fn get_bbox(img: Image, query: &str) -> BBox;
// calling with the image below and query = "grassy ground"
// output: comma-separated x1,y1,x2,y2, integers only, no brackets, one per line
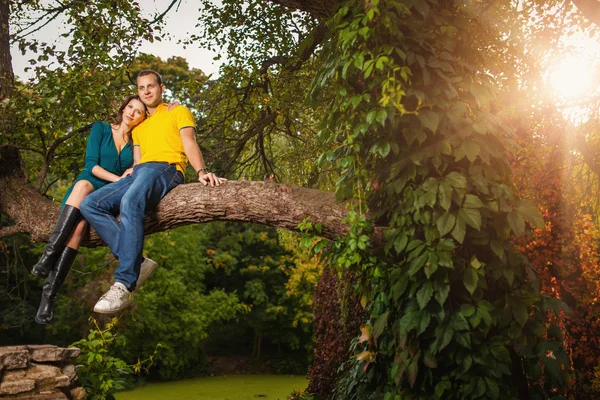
115,374,307,400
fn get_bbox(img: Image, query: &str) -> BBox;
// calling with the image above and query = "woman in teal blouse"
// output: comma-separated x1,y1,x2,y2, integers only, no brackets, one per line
32,94,146,324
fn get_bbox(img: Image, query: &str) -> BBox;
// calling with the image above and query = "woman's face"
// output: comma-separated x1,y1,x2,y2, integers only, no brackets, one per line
122,99,146,127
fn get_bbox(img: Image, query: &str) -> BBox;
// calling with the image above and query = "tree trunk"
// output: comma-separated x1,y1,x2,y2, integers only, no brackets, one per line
307,265,363,399
0,0,12,99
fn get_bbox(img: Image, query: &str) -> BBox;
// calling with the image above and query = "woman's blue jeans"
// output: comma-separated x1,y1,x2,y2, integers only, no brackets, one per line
80,162,183,291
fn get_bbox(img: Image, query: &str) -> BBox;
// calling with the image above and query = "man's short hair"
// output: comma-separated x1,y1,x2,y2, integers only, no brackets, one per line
137,69,162,86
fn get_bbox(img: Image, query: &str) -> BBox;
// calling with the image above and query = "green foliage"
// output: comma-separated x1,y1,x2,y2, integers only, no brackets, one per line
71,317,158,400
93,225,249,380
48,223,317,380
191,0,318,69
196,223,320,361
0,232,46,341
3,0,162,192
311,0,570,398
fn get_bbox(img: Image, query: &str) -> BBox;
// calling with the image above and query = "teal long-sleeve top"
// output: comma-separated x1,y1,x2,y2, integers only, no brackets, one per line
62,121,133,207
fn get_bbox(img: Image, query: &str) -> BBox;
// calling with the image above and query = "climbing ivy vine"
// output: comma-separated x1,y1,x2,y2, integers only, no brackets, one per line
313,1,570,399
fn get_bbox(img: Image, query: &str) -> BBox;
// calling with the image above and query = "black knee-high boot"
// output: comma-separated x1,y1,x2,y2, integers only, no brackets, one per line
35,247,78,325
31,205,80,278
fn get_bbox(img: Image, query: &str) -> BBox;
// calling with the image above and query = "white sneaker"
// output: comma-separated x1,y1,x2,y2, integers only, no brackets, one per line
93,283,131,314
136,257,158,291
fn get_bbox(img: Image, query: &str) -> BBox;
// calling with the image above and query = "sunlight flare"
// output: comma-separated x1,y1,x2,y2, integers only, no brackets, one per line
548,56,595,100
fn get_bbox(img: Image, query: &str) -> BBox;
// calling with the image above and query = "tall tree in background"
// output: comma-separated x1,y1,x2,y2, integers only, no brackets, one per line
0,0,12,98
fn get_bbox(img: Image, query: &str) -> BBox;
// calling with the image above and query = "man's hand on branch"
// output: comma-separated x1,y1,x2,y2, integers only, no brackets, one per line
198,171,227,187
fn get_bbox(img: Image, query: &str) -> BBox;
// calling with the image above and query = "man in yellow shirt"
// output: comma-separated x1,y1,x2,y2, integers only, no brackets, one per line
81,69,226,313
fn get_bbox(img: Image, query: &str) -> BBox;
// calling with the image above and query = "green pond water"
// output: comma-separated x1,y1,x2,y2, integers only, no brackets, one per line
115,375,307,400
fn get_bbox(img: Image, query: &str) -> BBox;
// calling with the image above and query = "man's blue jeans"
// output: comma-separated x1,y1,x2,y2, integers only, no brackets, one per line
80,162,183,291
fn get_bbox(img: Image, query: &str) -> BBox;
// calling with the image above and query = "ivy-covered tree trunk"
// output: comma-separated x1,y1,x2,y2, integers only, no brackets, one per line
309,1,570,399
307,265,363,398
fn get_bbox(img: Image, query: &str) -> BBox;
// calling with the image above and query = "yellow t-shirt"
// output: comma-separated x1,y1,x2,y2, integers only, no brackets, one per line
132,104,196,175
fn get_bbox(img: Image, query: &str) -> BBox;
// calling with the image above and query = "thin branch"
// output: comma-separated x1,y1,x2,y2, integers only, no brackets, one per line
16,146,45,155
147,0,182,25
11,4,69,42
36,122,93,191
41,177,60,195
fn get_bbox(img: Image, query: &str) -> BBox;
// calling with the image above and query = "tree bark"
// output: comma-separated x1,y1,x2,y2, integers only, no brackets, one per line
0,172,356,245
0,0,13,99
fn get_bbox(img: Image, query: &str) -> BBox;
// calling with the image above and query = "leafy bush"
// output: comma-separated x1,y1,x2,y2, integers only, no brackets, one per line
71,317,158,400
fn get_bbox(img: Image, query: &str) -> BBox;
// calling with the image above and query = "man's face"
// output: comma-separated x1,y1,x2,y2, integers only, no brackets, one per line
137,74,164,108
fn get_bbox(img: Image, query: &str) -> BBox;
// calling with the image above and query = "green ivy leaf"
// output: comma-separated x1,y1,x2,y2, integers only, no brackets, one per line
516,200,544,229
366,109,377,125
463,268,478,295
394,234,409,254
373,311,390,338
413,1,430,17
433,323,454,353
424,351,437,368
490,239,504,259
547,324,563,340
460,304,475,317
392,273,409,301
399,311,420,335
408,253,428,276
542,356,563,384
484,377,500,399
445,172,467,189
463,194,483,209
435,379,451,397
417,282,434,310
460,140,480,162
376,110,388,126
513,304,528,327
434,278,450,306
417,312,431,335
450,313,470,331
459,208,481,230
418,109,440,133
507,211,525,236
436,211,456,237
470,255,482,270
438,182,453,210
451,217,466,243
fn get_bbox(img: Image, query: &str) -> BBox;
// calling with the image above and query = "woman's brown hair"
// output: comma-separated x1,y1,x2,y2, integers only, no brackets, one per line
114,94,147,142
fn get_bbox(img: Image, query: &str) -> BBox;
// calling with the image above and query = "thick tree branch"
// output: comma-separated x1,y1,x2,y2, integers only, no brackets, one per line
0,163,379,246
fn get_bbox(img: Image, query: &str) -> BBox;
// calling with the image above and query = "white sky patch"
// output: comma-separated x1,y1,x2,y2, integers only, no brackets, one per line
10,0,224,80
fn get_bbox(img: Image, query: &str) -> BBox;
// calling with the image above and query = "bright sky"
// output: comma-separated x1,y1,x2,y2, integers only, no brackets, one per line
10,0,223,80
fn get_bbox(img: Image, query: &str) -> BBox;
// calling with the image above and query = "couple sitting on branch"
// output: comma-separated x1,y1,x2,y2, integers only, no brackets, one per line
31,69,226,324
